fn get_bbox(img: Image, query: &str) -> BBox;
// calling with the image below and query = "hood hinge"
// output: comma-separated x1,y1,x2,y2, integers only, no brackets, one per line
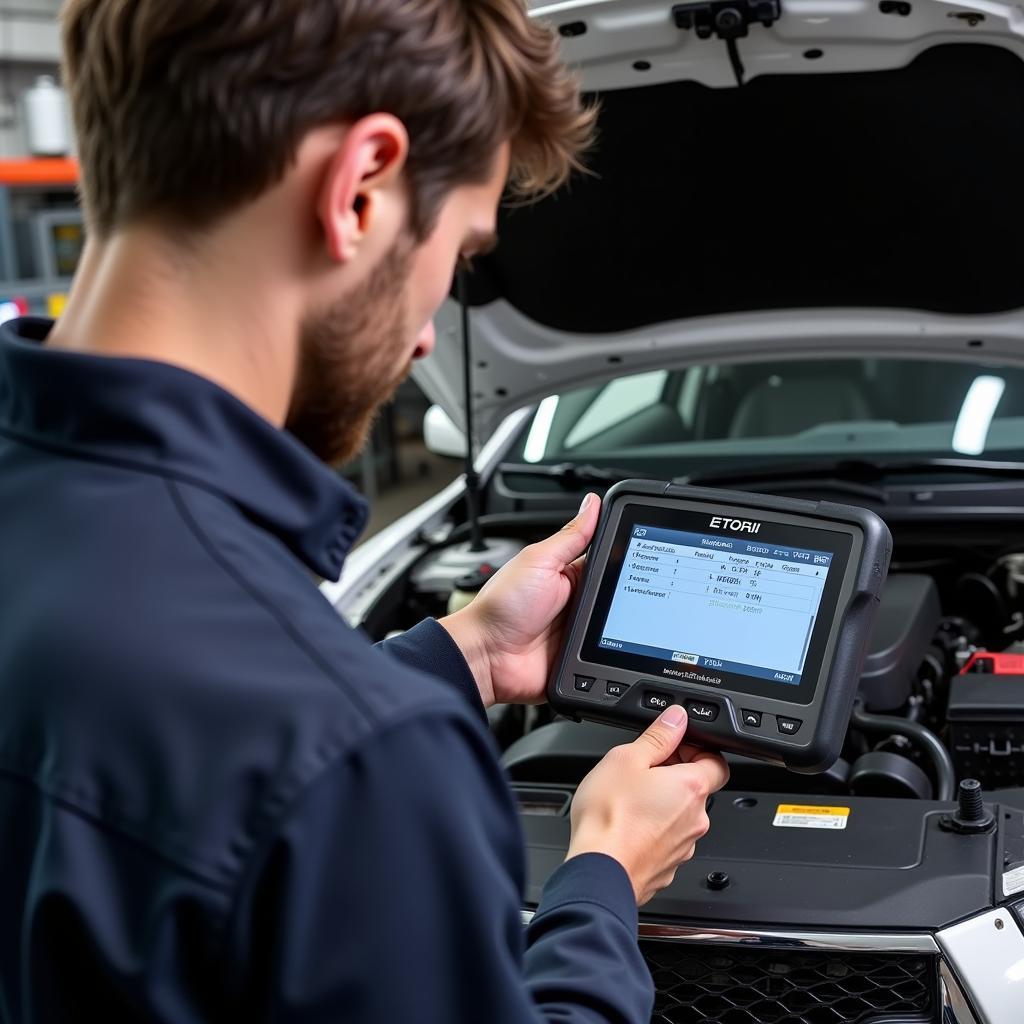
673,1,783,87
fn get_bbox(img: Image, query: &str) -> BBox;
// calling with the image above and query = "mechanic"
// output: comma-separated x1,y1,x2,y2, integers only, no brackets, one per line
0,2,728,1022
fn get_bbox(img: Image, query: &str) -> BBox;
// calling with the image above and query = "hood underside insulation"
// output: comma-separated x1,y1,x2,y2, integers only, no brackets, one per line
463,45,1024,333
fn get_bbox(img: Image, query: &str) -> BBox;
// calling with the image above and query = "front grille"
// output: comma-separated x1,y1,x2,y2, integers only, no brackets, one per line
642,942,938,1024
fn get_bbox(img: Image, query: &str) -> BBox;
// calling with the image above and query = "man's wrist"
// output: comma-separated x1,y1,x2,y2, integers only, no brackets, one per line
566,834,641,904
437,608,495,708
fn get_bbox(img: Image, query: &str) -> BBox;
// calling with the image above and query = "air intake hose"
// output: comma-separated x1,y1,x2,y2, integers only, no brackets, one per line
850,701,955,802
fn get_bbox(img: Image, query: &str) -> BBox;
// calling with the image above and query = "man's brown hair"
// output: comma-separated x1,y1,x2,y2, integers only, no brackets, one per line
60,0,594,240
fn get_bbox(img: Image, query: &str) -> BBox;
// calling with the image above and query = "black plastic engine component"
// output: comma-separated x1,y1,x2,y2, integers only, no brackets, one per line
858,573,941,711
521,791,996,930
850,701,955,801
503,720,622,784
955,571,1011,643
502,719,851,794
948,667,1024,788
848,750,932,800
940,777,996,834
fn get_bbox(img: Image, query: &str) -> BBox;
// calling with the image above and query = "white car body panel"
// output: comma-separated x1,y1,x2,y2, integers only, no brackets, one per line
417,303,1024,440
937,908,1024,1024
530,0,1024,93
321,409,532,623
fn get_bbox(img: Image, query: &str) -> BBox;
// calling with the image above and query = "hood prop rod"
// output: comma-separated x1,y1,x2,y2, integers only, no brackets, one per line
725,37,745,88
457,272,487,553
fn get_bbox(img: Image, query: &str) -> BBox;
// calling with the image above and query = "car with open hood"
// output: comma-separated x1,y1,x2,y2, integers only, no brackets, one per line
323,3,1024,1021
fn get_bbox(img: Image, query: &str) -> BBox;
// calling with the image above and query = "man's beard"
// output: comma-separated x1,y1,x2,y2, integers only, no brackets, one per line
287,239,416,467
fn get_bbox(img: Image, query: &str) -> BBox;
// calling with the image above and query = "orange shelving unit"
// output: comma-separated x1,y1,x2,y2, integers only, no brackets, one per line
0,159,81,314
0,158,79,187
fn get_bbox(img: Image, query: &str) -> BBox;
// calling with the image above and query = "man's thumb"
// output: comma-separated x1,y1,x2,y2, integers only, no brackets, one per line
536,492,601,568
634,704,688,766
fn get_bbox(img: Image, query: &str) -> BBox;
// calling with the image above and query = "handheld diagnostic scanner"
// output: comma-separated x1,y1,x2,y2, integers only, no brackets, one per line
548,481,892,772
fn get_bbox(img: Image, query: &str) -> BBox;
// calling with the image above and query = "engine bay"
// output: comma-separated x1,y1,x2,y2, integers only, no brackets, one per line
345,512,1024,937
369,516,1024,804
345,510,1024,933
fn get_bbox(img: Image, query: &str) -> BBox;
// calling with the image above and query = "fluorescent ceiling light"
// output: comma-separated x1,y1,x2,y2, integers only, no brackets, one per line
952,375,1006,456
523,395,559,463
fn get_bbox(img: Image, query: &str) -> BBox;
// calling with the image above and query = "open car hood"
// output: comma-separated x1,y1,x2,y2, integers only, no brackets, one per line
413,0,1024,440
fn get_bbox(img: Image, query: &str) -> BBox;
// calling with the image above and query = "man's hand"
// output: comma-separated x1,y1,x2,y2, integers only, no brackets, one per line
567,705,730,905
440,493,601,707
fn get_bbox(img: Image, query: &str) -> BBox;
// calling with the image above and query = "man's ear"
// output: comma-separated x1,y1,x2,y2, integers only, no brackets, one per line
318,114,410,265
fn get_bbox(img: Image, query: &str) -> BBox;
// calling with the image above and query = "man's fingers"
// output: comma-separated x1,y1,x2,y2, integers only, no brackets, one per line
676,752,731,794
632,704,689,767
533,493,601,569
563,553,588,592
673,742,703,765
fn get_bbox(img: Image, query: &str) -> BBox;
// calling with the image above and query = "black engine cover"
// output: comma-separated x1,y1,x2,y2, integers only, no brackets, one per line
521,790,1001,931
858,574,941,711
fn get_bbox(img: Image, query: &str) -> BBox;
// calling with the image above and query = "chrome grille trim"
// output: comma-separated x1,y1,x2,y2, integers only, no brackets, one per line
940,959,979,1024
521,911,939,954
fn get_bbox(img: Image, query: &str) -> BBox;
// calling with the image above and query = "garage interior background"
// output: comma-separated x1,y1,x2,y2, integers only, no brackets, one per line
0,0,460,542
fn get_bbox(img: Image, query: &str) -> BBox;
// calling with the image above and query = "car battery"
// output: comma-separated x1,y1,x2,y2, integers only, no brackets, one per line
947,652,1024,788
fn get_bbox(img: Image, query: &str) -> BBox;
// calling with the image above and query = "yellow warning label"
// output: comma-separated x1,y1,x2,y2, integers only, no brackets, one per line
777,805,850,816
774,805,850,830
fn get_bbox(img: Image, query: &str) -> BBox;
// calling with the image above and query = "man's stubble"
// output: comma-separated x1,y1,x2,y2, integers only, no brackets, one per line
287,238,417,467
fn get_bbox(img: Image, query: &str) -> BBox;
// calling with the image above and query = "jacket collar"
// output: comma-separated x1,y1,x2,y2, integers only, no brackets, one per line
0,318,368,580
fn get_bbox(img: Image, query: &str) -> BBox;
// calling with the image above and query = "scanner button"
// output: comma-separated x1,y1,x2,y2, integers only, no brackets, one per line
777,716,803,736
574,676,596,692
685,700,720,723
741,710,762,728
605,681,629,698
643,691,673,712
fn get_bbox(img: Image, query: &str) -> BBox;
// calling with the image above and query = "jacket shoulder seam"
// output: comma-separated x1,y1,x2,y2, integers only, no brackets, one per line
165,478,379,726
215,700,496,963
0,762,238,892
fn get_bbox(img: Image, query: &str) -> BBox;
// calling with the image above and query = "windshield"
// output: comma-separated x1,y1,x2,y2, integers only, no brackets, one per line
514,357,1024,477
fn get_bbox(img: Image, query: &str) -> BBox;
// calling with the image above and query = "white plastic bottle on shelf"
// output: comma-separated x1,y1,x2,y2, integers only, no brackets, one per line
24,76,70,157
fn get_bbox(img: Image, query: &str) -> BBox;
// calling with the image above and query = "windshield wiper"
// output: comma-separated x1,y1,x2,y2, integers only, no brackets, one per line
497,462,635,488
497,457,1024,499
678,457,1024,493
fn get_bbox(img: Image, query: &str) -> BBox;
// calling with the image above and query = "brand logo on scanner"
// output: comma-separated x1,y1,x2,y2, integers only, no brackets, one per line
709,516,762,534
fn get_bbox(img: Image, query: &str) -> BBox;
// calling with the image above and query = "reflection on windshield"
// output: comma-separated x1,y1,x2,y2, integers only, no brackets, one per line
519,358,1024,468
951,375,1006,456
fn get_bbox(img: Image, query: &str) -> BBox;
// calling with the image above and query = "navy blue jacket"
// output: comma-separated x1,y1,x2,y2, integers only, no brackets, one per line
0,318,653,1023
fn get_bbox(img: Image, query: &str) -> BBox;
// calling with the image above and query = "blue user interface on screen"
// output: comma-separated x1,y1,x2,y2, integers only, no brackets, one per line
598,525,834,686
